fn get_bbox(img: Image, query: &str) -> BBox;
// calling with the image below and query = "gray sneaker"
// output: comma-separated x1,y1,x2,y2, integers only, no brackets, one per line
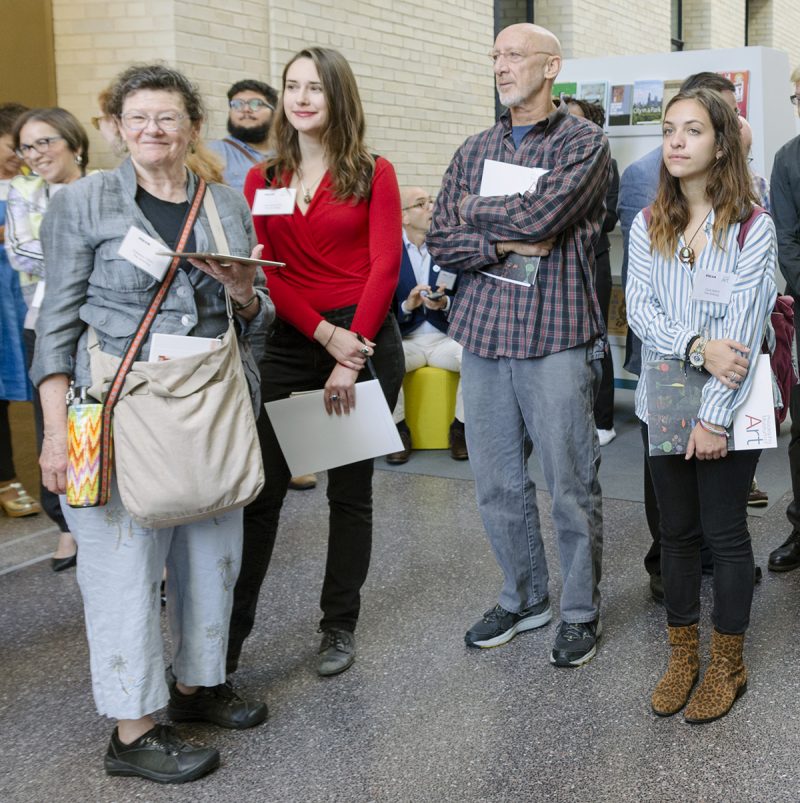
318,628,356,676
550,619,601,667
465,599,552,648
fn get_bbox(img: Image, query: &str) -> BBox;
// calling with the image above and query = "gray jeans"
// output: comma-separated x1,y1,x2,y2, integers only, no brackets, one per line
462,345,603,623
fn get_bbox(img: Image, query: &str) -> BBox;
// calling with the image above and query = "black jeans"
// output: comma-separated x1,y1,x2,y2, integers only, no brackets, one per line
23,329,69,532
227,308,405,673
592,250,614,430
785,296,800,534
0,400,14,482
642,422,759,634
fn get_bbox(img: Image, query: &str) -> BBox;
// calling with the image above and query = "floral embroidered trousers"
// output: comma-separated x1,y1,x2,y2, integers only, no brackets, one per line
62,479,242,720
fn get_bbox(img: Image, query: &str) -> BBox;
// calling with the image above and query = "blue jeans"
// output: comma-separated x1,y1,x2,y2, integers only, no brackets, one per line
462,346,603,623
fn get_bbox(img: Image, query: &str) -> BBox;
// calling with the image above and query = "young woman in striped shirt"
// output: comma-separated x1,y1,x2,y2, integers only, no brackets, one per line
626,87,777,724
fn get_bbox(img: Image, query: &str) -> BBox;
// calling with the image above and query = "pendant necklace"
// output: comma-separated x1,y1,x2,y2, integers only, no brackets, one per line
678,208,712,266
297,167,324,204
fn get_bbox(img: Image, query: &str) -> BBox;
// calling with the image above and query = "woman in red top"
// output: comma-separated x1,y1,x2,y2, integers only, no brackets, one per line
230,47,404,678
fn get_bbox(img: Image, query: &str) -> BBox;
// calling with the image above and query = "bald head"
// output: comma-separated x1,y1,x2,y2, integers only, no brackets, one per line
498,23,562,57
401,186,434,243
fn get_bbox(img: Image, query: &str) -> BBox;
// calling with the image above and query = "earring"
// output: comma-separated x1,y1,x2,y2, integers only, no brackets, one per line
189,141,197,154
75,154,83,165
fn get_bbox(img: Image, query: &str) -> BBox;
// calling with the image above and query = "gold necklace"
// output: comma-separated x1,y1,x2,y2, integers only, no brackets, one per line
297,167,325,204
678,209,712,266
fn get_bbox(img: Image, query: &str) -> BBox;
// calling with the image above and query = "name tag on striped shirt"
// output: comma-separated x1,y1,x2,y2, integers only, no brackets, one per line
691,269,734,305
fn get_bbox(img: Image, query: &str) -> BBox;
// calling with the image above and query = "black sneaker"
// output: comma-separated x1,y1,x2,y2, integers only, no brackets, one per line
550,619,601,667
465,599,552,648
104,724,219,784
167,678,268,729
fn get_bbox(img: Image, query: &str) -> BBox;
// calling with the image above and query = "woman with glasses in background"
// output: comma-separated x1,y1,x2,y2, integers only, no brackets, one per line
5,107,88,568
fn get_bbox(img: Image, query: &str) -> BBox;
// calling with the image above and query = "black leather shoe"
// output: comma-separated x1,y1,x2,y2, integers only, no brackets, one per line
649,574,664,603
104,724,219,783
51,552,77,573
768,531,800,572
168,679,268,729
449,421,468,460
386,423,412,464
318,628,356,676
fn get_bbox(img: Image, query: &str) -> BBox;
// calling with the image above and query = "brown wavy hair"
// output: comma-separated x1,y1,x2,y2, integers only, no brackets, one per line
265,47,374,201
649,88,755,258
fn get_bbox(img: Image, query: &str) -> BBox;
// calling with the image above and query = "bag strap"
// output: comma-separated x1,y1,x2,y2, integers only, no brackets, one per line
223,138,261,165
97,178,207,504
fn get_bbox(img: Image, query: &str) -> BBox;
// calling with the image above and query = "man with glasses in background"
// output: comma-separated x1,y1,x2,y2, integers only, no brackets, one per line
208,79,277,191
386,187,466,464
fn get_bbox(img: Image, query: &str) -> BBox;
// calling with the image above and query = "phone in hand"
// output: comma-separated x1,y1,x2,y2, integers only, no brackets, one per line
423,290,445,301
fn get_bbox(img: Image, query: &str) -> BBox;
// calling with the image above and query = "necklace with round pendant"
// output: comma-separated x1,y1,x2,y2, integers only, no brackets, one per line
678,208,712,266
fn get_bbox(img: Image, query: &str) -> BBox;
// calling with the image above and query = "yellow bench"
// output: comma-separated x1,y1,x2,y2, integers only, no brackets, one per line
402,366,459,449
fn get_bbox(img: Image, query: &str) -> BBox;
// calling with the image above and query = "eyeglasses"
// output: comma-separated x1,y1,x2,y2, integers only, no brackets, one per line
402,196,435,211
790,95,800,106
489,49,556,64
120,112,187,131
15,136,65,158
90,115,111,131
229,98,274,112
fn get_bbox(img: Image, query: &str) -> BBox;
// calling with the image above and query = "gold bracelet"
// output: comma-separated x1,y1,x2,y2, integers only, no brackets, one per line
232,293,258,311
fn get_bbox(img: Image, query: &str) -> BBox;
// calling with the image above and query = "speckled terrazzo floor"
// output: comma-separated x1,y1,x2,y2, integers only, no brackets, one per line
2,400,800,802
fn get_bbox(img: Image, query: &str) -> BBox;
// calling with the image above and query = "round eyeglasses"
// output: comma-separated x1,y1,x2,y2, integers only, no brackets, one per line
230,98,274,112
120,112,187,132
15,136,65,158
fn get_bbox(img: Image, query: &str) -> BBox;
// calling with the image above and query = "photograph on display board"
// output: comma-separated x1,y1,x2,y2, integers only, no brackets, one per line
552,81,577,100
608,84,632,126
661,79,683,117
718,70,749,118
578,81,608,109
632,79,664,125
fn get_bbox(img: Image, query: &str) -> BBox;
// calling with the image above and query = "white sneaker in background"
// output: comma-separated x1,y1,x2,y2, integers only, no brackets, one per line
597,427,616,447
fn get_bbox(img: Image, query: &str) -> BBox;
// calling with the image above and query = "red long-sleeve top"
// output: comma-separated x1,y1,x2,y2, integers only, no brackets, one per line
243,157,402,341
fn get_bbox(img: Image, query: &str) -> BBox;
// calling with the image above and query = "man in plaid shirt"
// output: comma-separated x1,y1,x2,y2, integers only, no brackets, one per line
427,22,611,667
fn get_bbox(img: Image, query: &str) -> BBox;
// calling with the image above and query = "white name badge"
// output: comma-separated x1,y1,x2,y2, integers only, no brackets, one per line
691,269,734,305
252,188,297,215
118,226,172,281
436,269,458,290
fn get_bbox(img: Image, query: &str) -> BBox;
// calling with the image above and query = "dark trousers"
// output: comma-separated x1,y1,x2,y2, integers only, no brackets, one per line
0,400,14,482
227,308,405,673
23,329,69,532
592,251,614,430
785,297,800,533
642,422,759,634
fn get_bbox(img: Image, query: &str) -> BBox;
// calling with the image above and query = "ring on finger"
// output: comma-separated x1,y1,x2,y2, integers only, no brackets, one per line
330,394,340,402
729,371,737,382
360,347,370,355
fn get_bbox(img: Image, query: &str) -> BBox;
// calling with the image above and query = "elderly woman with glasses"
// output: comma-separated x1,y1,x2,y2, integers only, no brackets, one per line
31,64,274,785
6,107,89,568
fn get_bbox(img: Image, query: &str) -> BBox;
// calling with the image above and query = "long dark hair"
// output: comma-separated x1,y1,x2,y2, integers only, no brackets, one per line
649,88,755,258
266,47,374,201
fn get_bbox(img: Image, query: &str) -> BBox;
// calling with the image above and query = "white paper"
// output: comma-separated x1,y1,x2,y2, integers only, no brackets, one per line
252,187,297,215
265,379,403,476
478,159,548,197
435,269,458,290
118,226,171,280
731,353,777,450
31,279,46,309
148,333,221,362
691,269,734,305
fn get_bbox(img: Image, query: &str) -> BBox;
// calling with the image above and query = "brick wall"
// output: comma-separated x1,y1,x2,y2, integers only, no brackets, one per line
682,0,746,50
748,0,800,76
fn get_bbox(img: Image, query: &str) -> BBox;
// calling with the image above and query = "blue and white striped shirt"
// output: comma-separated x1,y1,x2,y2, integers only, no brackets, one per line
626,208,777,428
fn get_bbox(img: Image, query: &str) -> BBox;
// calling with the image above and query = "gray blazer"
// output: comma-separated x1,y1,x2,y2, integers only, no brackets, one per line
31,158,274,392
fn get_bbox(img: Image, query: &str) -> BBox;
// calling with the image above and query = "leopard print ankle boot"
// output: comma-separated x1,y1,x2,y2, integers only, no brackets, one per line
684,629,747,724
651,623,699,716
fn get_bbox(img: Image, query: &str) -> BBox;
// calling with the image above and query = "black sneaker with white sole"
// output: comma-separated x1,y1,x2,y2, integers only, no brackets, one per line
550,619,601,667
465,598,552,648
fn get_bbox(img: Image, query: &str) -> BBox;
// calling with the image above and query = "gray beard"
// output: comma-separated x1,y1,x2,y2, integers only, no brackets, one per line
227,119,270,145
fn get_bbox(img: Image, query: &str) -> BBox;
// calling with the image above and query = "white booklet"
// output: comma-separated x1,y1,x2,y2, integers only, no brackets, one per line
477,159,549,287
264,379,403,476
148,333,221,362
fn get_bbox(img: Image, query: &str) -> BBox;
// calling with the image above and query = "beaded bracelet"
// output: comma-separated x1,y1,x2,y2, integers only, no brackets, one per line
324,326,337,347
699,419,728,438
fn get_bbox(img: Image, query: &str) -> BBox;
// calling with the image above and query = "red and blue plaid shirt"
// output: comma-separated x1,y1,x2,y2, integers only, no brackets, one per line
427,102,611,359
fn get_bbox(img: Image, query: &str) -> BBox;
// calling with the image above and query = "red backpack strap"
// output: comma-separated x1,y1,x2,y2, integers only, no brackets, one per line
642,205,652,227
736,205,766,250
